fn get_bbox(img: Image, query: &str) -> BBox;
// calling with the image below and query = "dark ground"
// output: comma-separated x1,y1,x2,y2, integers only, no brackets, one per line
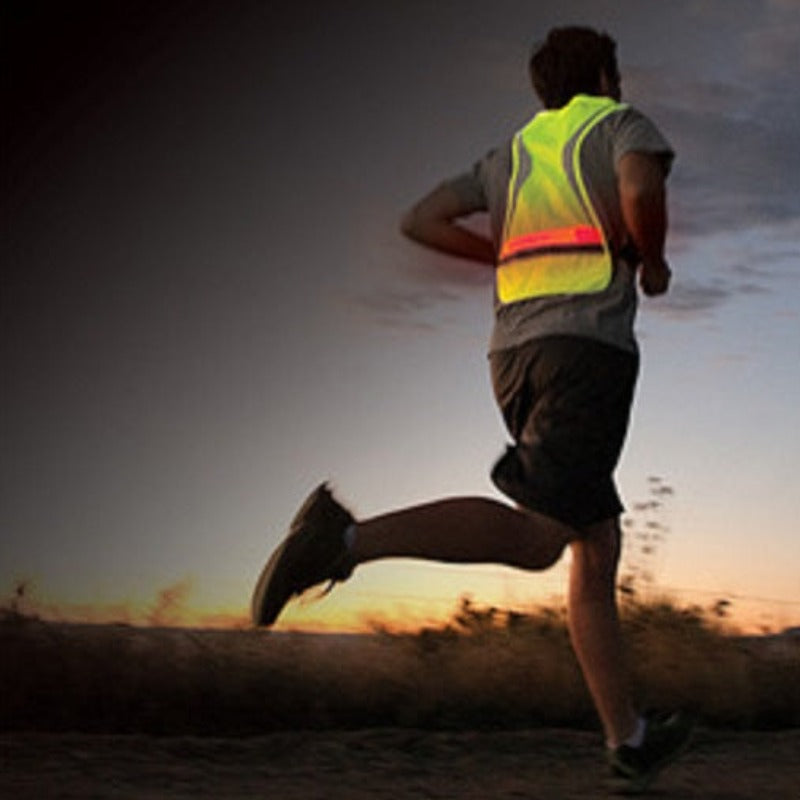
2,727,799,799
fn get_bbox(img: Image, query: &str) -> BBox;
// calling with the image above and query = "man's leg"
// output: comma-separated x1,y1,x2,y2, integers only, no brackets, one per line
350,496,574,571
252,487,578,627
566,516,638,747
257,491,635,741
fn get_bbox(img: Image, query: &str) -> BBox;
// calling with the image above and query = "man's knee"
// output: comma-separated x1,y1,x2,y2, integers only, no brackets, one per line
571,517,622,578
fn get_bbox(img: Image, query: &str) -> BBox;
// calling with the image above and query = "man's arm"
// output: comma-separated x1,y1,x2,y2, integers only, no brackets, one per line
618,152,671,296
400,182,495,266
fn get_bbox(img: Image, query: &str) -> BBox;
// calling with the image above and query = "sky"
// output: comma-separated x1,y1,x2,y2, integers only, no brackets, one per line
2,0,799,632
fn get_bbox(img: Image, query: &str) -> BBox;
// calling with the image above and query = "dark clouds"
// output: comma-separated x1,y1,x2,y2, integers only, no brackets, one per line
651,281,731,317
648,215,800,319
622,2,800,242
648,276,775,319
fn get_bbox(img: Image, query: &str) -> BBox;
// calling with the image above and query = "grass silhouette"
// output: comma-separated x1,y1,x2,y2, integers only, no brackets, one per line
2,594,798,735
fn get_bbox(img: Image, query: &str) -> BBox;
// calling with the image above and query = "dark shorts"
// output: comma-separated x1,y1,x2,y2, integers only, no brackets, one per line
489,335,639,529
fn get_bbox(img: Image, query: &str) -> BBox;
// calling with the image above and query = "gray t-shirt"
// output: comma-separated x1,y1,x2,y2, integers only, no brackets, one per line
444,104,674,354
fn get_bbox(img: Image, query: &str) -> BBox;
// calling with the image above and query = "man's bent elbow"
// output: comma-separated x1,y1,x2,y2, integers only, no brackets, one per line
402,203,436,243
400,208,418,240
400,207,440,246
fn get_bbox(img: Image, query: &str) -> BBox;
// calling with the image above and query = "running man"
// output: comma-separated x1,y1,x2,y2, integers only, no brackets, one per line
252,26,692,793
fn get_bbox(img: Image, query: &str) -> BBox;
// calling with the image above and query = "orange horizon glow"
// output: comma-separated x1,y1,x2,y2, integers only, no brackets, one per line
6,577,798,636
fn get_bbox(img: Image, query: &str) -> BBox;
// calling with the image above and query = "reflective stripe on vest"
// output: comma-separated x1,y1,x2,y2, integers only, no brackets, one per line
497,95,627,305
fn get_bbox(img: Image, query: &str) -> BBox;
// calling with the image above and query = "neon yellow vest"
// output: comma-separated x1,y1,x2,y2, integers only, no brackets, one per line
497,95,627,305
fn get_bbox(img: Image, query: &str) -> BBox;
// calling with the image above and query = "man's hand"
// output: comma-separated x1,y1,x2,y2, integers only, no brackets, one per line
640,258,671,296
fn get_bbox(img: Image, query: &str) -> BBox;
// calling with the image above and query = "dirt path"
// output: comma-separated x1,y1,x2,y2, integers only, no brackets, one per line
2,727,799,799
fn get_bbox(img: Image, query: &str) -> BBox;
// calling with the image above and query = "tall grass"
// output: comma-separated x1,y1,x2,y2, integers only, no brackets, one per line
2,595,798,735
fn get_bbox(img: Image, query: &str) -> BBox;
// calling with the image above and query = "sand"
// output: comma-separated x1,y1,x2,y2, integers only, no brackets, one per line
3,727,800,799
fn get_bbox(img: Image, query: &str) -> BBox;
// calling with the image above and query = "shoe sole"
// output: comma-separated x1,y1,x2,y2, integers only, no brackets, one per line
251,536,293,627
250,483,330,627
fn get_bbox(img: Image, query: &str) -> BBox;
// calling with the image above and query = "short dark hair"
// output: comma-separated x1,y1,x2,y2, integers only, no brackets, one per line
529,27,619,109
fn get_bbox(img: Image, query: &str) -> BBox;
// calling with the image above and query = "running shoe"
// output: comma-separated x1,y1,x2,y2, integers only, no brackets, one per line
251,483,355,627
608,710,694,794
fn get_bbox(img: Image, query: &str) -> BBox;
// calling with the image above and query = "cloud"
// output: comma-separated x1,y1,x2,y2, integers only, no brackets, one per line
620,4,800,244
346,280,469,333
640,97,800,242
649,280,732,318
342,251,499,337
342,224,495,332
655,212,800,320
734,282,771,297
647,275,778,320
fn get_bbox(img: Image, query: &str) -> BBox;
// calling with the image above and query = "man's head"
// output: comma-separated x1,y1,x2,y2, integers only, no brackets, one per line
529,27,620,109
